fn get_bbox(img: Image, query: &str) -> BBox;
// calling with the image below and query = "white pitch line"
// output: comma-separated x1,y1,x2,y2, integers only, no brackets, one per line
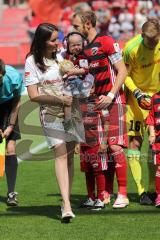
18,141,48,163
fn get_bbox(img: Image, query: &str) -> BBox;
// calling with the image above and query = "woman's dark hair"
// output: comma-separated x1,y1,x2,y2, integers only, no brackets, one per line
28,23,58,72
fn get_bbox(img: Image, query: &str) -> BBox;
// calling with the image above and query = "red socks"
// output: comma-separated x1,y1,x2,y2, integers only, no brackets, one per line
95,172,106,201
85,171,106,200
111,150,127,196
85,172,95,200
85,149,127,199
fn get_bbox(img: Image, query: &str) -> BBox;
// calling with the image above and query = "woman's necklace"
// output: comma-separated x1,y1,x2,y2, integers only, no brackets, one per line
43,57,56,67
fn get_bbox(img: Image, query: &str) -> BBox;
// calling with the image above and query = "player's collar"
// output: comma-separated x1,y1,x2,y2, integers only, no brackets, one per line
86,34,99,48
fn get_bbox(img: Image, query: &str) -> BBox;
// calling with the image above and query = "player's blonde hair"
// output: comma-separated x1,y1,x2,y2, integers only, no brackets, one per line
72,11,97,27
142,19,160,37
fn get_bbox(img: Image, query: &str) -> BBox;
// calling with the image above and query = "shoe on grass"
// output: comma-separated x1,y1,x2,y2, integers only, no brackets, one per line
7,192,18,206
113,194,129,209
147,192,157,203
155,194,160,208
91,199,105,211
139,192,152,205
80,197,95,208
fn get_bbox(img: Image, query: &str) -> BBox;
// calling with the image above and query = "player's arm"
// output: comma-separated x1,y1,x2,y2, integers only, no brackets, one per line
9,96,21,126
3,96,21,138
148,125,156,145
109,59,128,96
123,43,140,92
96,58,127,110
125,75,138,93
124,61,152,110
146,96,155,144
96,37,127,109
3,71,24,138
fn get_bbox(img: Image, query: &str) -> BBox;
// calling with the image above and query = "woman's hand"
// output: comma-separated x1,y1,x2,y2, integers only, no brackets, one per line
62,95,73,107
66,67,84,76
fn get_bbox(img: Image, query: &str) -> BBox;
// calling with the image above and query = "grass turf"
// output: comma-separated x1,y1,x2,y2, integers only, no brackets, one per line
0,96,160,240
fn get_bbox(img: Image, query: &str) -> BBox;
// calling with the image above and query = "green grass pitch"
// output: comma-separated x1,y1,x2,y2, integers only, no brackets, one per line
0,96,160,240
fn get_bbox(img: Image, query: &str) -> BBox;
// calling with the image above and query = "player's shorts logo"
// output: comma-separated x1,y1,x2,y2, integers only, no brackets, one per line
92,163,98,168
109,136,116,143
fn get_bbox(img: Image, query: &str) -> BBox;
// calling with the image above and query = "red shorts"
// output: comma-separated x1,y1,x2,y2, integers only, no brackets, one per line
105,103,128,148
152,143,160,165
80,145,108,173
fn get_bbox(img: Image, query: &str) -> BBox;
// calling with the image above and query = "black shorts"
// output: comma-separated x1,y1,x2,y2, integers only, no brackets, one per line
0,98,21,142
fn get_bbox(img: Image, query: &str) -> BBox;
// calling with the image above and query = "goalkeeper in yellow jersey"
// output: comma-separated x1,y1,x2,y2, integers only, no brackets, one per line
123,19,160,205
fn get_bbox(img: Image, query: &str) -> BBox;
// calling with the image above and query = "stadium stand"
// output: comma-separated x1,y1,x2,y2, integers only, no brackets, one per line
0,6,30,65
0,0,159,65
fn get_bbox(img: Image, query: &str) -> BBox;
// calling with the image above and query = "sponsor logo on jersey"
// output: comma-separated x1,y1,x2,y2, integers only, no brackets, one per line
140,58,160,69
25,72,30,81
43,79,61,85
89,62,99,68
25,72,30,77
91,47,98,55
79,59,89,68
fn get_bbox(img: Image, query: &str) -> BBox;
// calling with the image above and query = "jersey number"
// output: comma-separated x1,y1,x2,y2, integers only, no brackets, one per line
129,120,141,132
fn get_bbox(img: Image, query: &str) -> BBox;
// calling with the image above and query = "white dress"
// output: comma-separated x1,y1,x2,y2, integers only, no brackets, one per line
24,54,85,148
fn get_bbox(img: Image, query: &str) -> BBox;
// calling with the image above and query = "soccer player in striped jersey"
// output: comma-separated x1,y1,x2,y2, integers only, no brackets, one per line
123,19,160,204
80,96,108,210
72,11,129,208
146,93,160,208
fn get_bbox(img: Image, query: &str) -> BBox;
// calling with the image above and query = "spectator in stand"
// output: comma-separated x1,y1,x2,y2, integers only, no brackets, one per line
8,0,20,7
8,0,25,7
134,7,148,33
97,9,111,35
148,4,160,21
108,17,121,40
25,10,42,41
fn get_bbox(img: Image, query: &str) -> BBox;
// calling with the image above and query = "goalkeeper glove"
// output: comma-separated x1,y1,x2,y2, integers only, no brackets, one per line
133,89,152,110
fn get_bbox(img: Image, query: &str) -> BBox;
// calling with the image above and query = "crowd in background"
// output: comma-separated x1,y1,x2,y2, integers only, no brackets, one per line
58,0,160,42
3,0,160,42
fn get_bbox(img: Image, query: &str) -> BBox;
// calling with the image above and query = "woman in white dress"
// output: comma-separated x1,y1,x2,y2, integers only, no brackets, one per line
24,23,84,222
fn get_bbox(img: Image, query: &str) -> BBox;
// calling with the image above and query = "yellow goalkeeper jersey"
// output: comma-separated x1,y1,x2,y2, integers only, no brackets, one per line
123,34,160,95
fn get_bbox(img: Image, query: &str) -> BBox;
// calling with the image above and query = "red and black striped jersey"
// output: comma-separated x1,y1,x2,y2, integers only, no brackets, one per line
146,92,160,149
84,34,125,103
